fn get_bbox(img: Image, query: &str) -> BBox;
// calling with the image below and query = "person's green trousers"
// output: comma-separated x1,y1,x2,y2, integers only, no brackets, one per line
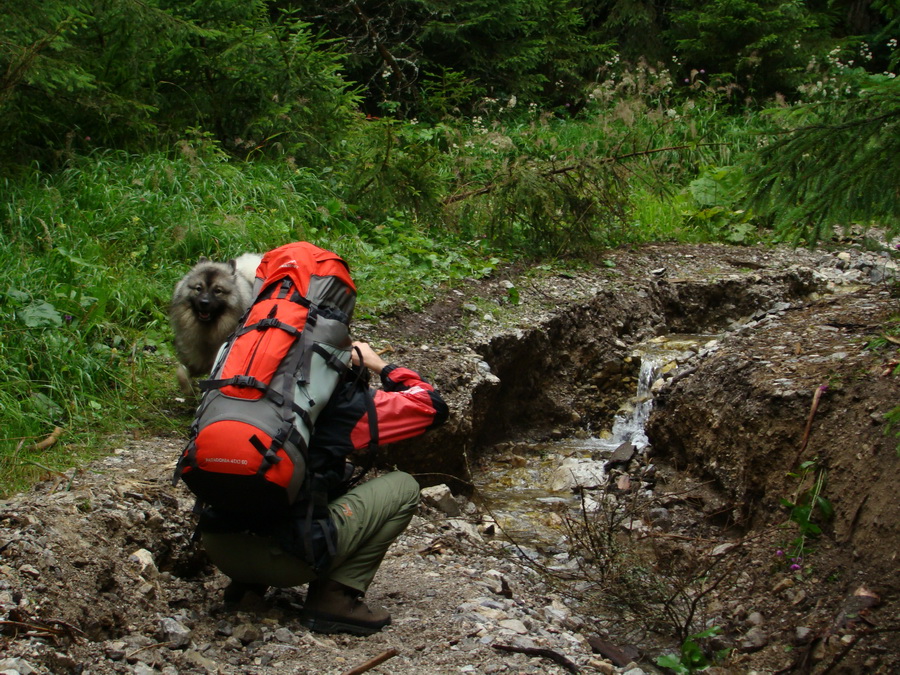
201,471,420,593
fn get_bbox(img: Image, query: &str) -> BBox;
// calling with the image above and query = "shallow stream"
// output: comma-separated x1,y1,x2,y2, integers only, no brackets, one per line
474,334,716,556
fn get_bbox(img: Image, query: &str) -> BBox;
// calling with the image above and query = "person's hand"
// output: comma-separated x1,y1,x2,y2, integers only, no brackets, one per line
351,341,388,373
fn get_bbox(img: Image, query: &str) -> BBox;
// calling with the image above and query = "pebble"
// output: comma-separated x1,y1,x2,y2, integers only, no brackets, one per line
17,565,40,579
223,636,243,651
746,611,765,626
589,660,617,675
498,619,528,634
273,627,295,643
232,623,263,645
158,617,192,649
622,665,648,675
741,626,769,652
0,658,36,675
772,577,794,593
421,484,462,516
129,548,158,578
795,626,813,644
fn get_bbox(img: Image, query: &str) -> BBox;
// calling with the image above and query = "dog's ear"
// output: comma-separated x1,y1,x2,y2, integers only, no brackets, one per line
198,256,209,264
227,259,237,273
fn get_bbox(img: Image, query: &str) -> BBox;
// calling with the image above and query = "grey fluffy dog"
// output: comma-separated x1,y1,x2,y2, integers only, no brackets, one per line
170,253,262,394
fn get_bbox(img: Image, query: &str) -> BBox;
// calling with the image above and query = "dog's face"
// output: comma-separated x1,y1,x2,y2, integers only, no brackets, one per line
180,262,239,323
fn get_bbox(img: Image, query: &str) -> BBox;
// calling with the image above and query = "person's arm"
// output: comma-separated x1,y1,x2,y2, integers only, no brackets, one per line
350,341,389,373
347,341,449,449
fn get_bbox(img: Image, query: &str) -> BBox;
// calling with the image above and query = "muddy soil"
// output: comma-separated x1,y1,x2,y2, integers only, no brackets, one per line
1,240,898,675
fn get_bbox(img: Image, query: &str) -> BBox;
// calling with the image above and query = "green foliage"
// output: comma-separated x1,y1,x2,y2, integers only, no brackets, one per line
656,626,729,674
415,0,603,108
0,273,178,494
154,6,359,161
676,165,761,244
867,315,900,455
331,117,453,224
0,1,358,164
328,63,767,256
582,0,672,63
667,0,825,97
2,0,898,168
277,0,610,118
744,61,900,244
347,225,502,317
864,316,900,353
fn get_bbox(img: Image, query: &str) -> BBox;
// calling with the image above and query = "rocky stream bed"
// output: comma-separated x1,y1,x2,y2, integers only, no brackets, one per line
1,239,899,675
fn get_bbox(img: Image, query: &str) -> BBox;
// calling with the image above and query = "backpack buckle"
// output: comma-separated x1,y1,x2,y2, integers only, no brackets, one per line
256,317,279,330
231,375,257,388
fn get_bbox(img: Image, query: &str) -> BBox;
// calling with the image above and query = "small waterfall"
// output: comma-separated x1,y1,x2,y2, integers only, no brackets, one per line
591,353,664,455
475,335,708,552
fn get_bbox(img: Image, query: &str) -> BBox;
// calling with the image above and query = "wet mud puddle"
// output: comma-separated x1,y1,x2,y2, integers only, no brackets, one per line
474,334,716,559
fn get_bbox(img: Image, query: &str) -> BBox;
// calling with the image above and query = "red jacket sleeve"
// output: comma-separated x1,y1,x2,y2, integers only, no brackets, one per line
348,364,448,450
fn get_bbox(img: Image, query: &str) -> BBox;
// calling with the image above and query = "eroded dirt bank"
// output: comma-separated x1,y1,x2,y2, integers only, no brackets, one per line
371,244,823,486
645,282,900,673
1,241,898,675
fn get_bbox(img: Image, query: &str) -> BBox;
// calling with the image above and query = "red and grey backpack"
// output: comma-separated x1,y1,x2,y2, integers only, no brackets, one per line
173,242,356,521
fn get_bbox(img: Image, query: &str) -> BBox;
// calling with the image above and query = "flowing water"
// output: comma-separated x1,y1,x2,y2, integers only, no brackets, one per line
474,334,714,555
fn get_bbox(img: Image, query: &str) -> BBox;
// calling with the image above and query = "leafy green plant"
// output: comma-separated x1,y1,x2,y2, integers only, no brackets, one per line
780,458,834,570
656,626,729,674
0,1,359,165
677,165,760,244
864,316,900,353
863,316,900,455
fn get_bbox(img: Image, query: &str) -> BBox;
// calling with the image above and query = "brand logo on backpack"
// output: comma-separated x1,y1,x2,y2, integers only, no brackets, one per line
173,242,356,520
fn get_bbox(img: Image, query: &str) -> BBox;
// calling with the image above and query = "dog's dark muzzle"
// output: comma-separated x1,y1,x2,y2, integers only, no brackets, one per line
194,295,219,322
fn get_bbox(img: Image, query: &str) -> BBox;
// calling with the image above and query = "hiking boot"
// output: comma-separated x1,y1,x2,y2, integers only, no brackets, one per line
301,579,391,636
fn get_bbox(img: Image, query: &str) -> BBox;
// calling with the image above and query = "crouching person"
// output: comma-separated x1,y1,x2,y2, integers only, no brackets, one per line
197,342,449,635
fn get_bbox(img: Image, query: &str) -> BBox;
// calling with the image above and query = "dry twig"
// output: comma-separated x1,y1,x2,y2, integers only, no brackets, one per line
30,426,63,451
792,385,826,469
492,643,580,674
339,648,399,675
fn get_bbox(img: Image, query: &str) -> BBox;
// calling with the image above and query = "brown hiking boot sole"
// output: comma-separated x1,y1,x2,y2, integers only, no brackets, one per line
301,610,391,636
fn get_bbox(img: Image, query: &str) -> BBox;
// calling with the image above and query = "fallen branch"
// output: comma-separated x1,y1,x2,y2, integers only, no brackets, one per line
340,648,399,675
0,617,84,641
347,1,409,91
0,619,67,636
492,643,580,674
